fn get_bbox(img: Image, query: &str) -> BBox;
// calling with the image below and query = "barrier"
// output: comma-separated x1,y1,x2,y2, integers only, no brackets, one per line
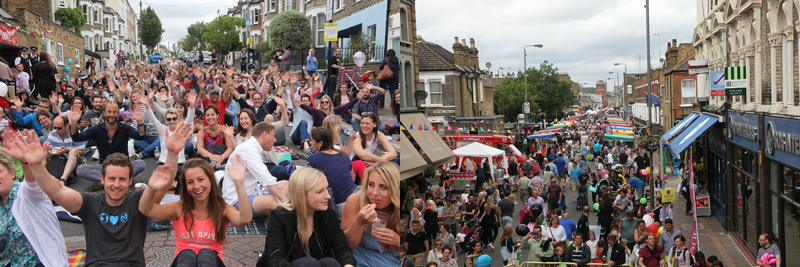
512,263,632,267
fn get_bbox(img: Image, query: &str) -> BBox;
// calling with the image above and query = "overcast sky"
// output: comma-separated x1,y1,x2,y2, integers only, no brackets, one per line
131,0,239,49
418,0,699,91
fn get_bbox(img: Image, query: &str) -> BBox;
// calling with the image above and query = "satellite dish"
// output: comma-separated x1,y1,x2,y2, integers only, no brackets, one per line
414,90,429,101
444,115,456,122
485,62,492,69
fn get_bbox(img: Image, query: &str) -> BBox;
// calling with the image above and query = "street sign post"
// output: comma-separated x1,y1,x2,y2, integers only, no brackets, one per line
523,102,530,114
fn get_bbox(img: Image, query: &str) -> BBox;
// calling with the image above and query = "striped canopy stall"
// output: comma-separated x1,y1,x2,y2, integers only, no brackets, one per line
609,123,631,127
605,133,635,141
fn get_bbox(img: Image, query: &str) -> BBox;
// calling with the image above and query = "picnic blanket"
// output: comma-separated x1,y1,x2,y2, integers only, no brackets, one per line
226,215,268,235
68,249,86,267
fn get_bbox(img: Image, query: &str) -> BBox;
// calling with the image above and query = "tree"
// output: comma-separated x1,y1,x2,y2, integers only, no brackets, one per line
268,10,312,52
203,16,245,56
493,61,576,122
255,41,273,63
140,7,164,50
187,22,207,49
416,34,425,42
54,7,87,33
178,35,198,52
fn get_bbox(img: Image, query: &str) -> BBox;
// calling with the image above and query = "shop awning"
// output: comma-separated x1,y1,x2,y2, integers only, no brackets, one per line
605,133,635,141
527,133,555,139
338,23,362,38
663,112,700,142
401,112,456,168
669,114,719,155
399,134,427,180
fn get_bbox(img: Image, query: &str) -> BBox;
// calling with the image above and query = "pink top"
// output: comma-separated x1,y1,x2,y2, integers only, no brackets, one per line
173,214,229,260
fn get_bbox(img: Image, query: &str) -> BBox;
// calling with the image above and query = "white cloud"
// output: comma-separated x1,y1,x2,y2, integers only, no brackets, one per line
132,0,237,47
418,0,697,90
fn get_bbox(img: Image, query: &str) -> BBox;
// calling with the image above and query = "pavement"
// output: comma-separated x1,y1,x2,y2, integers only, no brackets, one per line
420,160,752,267
57,107,398,265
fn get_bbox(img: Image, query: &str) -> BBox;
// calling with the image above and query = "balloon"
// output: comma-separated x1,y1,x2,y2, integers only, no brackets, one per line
664,174,668,180
567,241,573,248
67,58,72,65
646,173,651,179
658,226,664,234
648,223,659,234
604,174,609,179
531,203,543,218
516,224,531,236
100,66,104,70
640,198,647,205
65,74,69,81
594,203,600,211
601,169,607,175
640,169,649,175
646,167,651,173
475,255,492,267
63,66,70,73
643,214,654,226
353,51,366,68
613,161,618,165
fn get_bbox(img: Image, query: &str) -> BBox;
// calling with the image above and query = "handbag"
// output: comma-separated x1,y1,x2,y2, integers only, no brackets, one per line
377,59,393,81
588,184,598,193
548,227,568,254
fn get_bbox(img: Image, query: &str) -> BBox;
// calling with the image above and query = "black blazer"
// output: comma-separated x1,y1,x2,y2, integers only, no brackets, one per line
600,243,627,266
257,207,356,267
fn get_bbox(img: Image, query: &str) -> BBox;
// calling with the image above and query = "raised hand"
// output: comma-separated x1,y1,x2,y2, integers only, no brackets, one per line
221,124,234,137
19,130,50,164
187,90,198,109
147,164,175,191
164,123,192,154
0,131,25,161
70,104,83,125
48,94,58,107
226,154,246,185
273,96,285,107
132,103,143,123
11,97,22,111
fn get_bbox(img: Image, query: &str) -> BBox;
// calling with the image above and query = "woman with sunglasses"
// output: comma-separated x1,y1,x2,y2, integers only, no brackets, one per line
140,92,197,174
427,237,445,264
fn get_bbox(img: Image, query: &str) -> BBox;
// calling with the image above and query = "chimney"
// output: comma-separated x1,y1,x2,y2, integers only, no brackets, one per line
672,39,677,47
667,42,671,50
462,39,467,47
454,37,459,46
470,38,475,49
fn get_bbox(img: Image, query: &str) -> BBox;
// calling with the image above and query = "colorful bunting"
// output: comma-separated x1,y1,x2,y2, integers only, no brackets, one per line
480,127,485,132
418,124,423,130
447,125,453,131
423,125,428,131
400,125,406,130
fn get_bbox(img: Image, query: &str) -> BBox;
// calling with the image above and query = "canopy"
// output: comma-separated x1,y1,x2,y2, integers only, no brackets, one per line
607,119,625,122
669,114,719,155
546,125,566,129
605,133,635,141
538,128,561,133
663,112,700,142
611,126,632,130
611,130,634,135
609,123,631,127
527,133,555,139
338,23,363,38
452,142,505,158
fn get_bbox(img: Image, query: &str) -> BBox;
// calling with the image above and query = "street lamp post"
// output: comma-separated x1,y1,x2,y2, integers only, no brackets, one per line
524,44,543,120
607,77,616,107
645,0,655,209
614,63,627,117
609,72,619,107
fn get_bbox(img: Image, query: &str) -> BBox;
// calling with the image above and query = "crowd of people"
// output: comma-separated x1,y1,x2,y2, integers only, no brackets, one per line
0,46,404,266
400,112,752,267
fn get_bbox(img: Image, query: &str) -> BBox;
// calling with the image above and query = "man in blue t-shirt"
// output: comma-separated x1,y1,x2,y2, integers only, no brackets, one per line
628,176,646,199
560,212,577,241
554,153,568,184
570,165,583,202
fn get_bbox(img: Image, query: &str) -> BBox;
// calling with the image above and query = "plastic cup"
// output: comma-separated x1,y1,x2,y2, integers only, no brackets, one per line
91,146,97,155
373,211,389,229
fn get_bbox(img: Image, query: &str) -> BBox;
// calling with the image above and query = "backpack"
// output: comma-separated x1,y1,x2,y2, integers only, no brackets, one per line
520,207,531,224
279,160,296,176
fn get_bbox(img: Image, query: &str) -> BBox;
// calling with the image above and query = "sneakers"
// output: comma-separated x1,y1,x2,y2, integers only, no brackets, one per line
488,243,495,251
92,151,100,160
89,181,104,191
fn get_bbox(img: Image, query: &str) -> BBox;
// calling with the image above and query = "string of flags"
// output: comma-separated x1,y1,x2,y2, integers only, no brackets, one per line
0,18,51,37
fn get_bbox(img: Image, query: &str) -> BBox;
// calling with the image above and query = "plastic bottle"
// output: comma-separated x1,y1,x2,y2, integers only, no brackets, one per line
154,147,160,158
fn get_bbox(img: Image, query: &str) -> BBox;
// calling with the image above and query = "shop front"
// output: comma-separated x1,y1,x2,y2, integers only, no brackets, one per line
704,122,727,225
762,115,800,266
726,112,761,256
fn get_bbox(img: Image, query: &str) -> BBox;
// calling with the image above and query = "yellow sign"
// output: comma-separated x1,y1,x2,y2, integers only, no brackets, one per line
324,23,338,42
247,38,253,45
662,188,675,203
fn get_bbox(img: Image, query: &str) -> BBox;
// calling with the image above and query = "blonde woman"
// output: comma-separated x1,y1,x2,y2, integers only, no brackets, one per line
306,48,318,75
258,167,356,267
341,162,402,265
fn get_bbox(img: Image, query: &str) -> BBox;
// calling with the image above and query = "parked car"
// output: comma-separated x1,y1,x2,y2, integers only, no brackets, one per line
201,51,212,65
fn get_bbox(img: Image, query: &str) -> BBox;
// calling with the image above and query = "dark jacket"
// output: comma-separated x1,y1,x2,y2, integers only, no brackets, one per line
32,62,57,94
70,121,147,163
577,214,590,239
257,207,356,267
600,242,627,266
378,57,399,89
565,243,591,266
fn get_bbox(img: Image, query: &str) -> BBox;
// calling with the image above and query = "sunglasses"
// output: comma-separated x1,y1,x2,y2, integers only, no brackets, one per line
321,101,330,104
165,117,178,122
53,126,63,130
435,243,442,246
361,112,374,116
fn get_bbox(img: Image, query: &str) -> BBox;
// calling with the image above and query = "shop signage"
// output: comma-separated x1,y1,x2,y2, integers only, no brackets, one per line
432,110,455,114
710,71,725,96
0,24,18,46
725,66,747,96
764,116,800,170
727,112,759,152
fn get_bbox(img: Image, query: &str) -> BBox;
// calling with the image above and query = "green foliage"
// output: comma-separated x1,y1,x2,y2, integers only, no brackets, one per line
140,7,164,50
178,35,198,52
255,41,273,63
55,8,87,33
340,34,374,63
202,16,245,56
187,22,207,49
637,135,659,152
493,61,576,122
423,167,436,179
267,10,312,52
416,34,425,42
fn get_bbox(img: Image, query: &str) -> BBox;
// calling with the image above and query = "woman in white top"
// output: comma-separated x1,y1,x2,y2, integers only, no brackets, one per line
141,94,196,168
666,234,692,267
543,216,567,247
352,112,396,181
427,237,445,263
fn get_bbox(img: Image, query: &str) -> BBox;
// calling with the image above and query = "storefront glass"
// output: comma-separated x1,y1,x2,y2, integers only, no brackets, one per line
731,145,759,252
708,153,726,223
769,161,800,267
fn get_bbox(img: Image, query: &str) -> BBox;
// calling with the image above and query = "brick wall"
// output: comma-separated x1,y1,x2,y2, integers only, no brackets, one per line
16,8,85,74
2,0,50,22
761,5,771,105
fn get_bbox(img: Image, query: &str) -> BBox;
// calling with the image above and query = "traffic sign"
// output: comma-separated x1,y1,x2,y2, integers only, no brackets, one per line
662,188,675,203
523,102,530,114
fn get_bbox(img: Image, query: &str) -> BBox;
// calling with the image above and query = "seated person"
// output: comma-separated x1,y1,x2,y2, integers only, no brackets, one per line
341,162,402,265
69,102,148,184
350,83,386,133
44,114,85,185
139,156,251,266
307,127,357,220
35,110,53,139
225,98,289,181
351,113,398,181
142,94,196,172
11,98,53,136
258,167,356,267
196,105,233,170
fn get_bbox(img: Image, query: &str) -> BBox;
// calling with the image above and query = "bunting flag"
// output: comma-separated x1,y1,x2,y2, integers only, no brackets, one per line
409,124,414,130
432,125,436,131
487,129,492,132
400,125,406,130
470,127,475,131
473,122,477,125
418,124,423,130
480,127,485,131
423,125,428,131
447,125,452,131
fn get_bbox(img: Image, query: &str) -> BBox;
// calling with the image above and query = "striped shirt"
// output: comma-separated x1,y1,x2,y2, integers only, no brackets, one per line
47,130,85,151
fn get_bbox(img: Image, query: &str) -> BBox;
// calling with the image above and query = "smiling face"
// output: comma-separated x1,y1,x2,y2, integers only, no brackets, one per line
367,170,391,209
238,112,253,130
205,108,218,126
101,165,132,202
306,174,331,212
183,167,211,202
37,114,51,128
103,103,119,125
173,102,185,118
360,116,376,134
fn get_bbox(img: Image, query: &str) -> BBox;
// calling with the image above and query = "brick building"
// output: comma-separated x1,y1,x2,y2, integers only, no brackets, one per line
661,39,696,133
630,68,663,129
595,80,607,107
417,37,494,128
0,1,84,80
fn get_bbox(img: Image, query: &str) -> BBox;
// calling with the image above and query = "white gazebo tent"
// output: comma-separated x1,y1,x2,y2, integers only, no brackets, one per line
453,142,506,182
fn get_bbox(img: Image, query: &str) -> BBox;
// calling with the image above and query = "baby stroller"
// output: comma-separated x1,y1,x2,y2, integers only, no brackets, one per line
576,185,589,211
456,218,483,254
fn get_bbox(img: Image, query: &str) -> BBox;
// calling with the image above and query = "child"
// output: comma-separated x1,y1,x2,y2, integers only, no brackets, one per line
586,230,599,263
620,238,632,265
552,247,566,263
596,239,606,263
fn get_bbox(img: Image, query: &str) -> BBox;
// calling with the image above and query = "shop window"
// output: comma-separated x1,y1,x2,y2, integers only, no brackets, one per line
784,201,800,266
